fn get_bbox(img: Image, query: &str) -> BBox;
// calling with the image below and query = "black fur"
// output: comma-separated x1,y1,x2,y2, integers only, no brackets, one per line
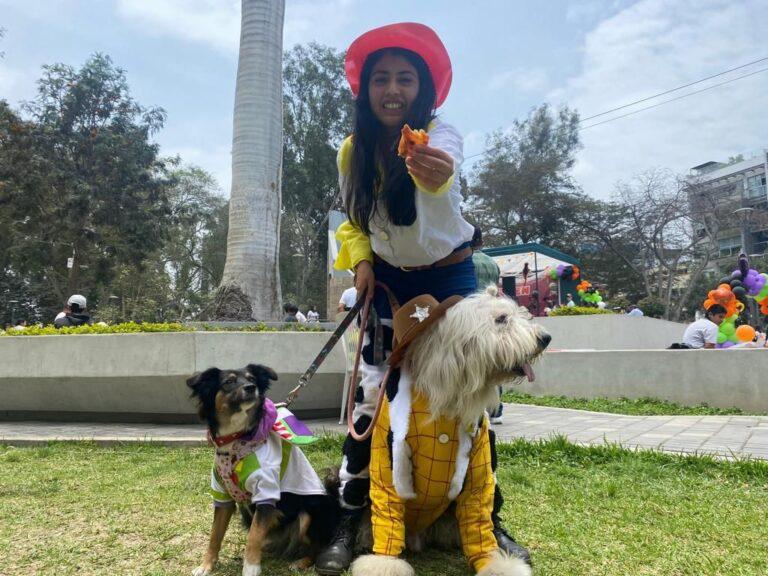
343,415,372,475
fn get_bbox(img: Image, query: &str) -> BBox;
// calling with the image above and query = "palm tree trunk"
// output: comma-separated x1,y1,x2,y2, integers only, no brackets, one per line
219,0,284,320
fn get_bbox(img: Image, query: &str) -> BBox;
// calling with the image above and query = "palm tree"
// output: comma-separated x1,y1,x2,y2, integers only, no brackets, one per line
219,0,285,320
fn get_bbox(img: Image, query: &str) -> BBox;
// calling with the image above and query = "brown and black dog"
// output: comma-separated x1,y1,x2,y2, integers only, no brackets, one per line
187,364,340,576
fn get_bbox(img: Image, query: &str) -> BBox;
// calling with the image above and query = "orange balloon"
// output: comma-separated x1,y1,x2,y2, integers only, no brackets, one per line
736,325,756,342
703,298,716,309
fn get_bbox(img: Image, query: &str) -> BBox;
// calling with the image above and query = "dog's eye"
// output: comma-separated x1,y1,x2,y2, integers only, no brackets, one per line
495,314,508,324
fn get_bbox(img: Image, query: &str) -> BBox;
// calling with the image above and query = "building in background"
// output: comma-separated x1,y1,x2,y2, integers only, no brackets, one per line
687,152,768,267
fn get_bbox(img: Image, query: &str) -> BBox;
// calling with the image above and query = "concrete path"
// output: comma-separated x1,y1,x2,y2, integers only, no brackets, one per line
2,404,768,460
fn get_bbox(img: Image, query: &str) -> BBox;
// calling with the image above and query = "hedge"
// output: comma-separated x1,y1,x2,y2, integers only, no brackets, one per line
548,306,614,316
0,322,327,336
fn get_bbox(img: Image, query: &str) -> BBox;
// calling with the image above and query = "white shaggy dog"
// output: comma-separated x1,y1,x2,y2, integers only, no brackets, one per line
352,286,549,576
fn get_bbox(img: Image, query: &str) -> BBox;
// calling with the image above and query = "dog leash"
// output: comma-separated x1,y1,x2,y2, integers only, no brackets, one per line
345,282,400,442
276,294,367,409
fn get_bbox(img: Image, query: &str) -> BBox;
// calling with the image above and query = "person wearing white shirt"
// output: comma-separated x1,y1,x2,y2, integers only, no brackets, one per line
627,305,644,317
565,293,575,307
681,304,726,349
337,286,358,312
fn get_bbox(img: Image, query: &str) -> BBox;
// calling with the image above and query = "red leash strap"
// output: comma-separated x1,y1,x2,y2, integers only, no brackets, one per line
345,281,398,443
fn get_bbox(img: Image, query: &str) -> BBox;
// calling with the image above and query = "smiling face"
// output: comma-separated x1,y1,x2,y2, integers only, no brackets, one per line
367,52,420,132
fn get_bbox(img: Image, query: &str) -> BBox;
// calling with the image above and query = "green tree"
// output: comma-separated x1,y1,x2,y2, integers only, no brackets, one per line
466,104,581,248
0,54,172,320
279,43,353,317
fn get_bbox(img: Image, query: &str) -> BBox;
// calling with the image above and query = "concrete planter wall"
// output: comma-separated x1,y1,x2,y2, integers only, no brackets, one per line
535,315,687,350
0,332,345,423
518,349,768,412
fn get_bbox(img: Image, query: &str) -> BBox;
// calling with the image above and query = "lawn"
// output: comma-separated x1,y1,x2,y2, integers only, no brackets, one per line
501,389,754,416
1,436,767,575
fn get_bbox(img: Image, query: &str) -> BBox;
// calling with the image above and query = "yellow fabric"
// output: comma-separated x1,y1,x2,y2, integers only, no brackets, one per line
333,220,372,271
337,135,353,174
369,393,498,572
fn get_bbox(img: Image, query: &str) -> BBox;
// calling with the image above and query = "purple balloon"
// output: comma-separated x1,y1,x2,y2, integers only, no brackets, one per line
556,264,565,276
720,341,735,349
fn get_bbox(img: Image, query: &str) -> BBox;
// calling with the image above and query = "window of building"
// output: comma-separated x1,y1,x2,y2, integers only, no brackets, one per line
718,235,741,257
746,173,766,199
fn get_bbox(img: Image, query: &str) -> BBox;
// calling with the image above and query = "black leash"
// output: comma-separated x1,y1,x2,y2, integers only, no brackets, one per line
276,294,367,408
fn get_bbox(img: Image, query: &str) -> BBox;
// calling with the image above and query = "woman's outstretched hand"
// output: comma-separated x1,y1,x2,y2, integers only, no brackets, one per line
355,260,375,302
405,144,454,192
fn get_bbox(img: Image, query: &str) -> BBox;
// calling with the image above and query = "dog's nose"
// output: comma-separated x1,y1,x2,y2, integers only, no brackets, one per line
243,384,257,394
537,333,552,349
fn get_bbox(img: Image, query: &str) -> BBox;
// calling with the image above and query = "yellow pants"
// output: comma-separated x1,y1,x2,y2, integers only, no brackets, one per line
369,393,498,572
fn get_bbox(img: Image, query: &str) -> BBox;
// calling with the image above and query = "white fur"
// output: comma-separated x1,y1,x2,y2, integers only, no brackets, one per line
351,554,415,576
241,561,261,576
476,550,532,576
407,287,547,428
390,367,416,499
192,567,211,576
447,423,473,500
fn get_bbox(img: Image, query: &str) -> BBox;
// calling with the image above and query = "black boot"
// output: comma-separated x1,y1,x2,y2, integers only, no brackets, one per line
493,519,532,567
315,509,361,575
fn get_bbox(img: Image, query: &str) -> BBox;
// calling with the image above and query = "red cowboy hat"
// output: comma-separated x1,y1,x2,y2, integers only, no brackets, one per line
345,22,453,108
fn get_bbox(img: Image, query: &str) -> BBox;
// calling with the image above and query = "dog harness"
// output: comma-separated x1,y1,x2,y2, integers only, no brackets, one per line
209,407,326,507
369,368,498,572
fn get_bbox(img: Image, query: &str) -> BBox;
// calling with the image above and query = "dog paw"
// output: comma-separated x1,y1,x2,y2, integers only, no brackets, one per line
351,554,414,576
242,561,261,576
476,550,532,576
192,566,212,576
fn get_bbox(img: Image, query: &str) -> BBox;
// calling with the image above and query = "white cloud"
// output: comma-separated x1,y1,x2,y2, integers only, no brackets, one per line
489,68,547,92
554,0,768,199
0,62,39,106
116,0,240,53
116,0,356,53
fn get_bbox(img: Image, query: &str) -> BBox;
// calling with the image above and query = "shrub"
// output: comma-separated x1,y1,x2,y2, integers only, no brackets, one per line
549,306,614,316
1,322,326,336
637,295,666,319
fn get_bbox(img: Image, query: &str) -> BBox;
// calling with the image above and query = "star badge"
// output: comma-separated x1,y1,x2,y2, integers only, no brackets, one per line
410,305,430,323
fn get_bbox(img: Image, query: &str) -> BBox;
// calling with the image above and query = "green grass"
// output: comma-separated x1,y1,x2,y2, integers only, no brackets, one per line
502,389,753,416
2,436,767,575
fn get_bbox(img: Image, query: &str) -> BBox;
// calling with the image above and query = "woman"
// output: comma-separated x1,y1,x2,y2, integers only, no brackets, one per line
315,22,530,574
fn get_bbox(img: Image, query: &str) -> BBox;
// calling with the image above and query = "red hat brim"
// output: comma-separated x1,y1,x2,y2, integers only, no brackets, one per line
345,22,452,109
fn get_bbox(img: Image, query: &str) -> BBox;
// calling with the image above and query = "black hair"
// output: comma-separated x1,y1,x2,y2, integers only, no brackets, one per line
345,47,437,235
471,227,483,248
70,303,83,313
706,303,727,317
284,303,299,314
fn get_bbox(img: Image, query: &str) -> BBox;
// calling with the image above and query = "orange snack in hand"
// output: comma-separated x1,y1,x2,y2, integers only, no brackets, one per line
397,124,429,158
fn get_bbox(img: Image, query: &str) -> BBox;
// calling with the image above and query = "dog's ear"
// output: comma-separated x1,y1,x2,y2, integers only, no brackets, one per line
186,368,221,434
186,367,221,395
246,364,278,395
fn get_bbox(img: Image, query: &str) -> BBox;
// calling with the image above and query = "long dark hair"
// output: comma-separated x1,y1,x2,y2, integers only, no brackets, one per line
345,48,436,235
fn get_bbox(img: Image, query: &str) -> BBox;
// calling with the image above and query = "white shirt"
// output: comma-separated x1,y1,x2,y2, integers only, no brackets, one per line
597,301,607,309
295,311,307,324
307,310,320,323
339,286,358,310
339,120,474,267
627,308,644,317
682,318,719,348
566,300,576,308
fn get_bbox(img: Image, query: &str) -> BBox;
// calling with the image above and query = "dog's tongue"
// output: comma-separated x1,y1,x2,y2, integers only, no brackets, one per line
522,363,535,382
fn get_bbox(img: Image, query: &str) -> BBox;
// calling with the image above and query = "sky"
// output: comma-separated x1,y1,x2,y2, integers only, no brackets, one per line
1,0,765,200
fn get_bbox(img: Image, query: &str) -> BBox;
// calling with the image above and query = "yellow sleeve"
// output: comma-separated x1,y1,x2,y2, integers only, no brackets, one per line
334,220,372,271
454,420,498,572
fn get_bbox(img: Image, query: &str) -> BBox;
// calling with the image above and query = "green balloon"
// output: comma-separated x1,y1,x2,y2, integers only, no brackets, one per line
721,322,735,337
717,331,727,344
